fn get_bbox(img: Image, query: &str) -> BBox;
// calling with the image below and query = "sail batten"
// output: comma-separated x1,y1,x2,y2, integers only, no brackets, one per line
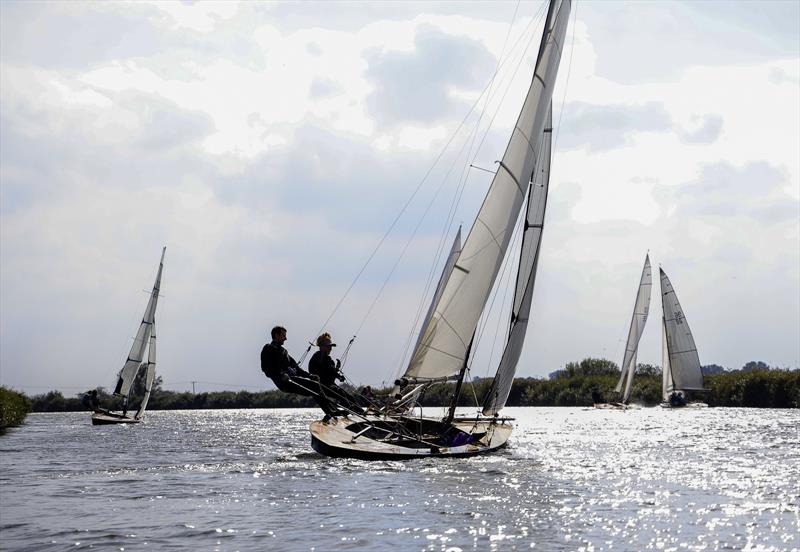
659,268,704,399
614,254,652,404
405,0,571,382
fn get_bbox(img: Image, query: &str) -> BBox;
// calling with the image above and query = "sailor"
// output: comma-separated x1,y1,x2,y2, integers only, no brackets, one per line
81,389,102,413
260,325,343,419
308,333,345,386
308,332,366,413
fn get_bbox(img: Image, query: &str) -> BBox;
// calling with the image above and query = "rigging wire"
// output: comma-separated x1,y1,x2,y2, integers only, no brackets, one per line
311,3,549,357
552,0,578,151
453,14,550,375
391,1,550,378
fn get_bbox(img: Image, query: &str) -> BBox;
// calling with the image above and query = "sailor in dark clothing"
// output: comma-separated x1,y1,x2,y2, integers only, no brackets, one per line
260,325,343,418
81,389,103,413
308,333,344,386
308,333,364,413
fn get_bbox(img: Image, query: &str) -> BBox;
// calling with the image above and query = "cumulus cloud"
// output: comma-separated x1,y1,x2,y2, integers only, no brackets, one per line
365,25,496,126
1,1,798,396
660,161,798,224
557,101,672,151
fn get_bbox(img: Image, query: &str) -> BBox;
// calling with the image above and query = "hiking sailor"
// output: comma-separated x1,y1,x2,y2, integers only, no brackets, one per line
308,332,364,412
260,325,344,419
308,333,345,386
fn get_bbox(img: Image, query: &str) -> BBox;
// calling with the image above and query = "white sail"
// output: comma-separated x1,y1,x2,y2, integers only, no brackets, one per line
404,0,572,381
614,254,652,403
660,268,705,395
114,247,166,398
135,327,157,419
410,228,462,364
482,105,552,416
661,318,671,400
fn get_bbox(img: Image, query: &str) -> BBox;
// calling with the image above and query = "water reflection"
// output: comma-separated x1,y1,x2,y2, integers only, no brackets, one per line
0,407,798,551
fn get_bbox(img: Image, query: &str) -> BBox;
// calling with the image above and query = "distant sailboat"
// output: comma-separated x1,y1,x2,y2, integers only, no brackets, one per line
616,254,653,403
659,267,707,408
92,247,165,425
310,0,571,459
596,254,652,409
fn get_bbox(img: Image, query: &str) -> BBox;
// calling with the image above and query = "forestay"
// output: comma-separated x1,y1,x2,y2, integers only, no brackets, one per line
660,268,705,394
482,106,552,416
404,0,572,382
614,254,652,404
114,247,166,398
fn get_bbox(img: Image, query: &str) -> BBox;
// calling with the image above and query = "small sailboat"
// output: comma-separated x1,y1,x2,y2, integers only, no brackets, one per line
659,267,707,408
310,0,571,459
92,247,165,425
596,254,652,409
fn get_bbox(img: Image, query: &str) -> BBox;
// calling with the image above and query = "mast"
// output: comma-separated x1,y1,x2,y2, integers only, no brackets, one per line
444,335,475,426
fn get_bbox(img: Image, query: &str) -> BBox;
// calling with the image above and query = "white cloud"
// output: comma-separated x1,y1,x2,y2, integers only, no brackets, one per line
144,0,241,33
1,2,798,396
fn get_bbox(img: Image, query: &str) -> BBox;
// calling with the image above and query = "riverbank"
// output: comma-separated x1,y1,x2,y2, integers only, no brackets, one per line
25,366,800,412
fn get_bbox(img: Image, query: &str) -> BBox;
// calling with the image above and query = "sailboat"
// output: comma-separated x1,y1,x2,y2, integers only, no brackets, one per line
310,0,571,459
596,254,652,409
92,247,165,425
659,267,707,408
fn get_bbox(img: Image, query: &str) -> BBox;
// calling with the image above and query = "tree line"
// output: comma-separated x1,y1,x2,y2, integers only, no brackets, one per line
19,358,800,414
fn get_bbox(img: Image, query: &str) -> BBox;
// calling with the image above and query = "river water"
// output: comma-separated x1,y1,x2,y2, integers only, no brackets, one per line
1,407,798,551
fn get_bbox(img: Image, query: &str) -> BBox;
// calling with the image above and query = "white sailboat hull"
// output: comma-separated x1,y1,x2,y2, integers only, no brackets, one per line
91,412,142,425
310,415,513,460
593,402,640,410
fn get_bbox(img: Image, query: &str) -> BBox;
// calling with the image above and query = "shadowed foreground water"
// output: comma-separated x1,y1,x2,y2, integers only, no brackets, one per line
1,407,798,551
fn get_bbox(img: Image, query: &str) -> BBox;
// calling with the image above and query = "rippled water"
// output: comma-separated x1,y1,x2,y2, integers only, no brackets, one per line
1,407,798,551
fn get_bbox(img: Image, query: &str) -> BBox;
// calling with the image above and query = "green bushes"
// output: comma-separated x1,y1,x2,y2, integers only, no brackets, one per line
0,387,31,433
21,362,800,413
705,369,800,408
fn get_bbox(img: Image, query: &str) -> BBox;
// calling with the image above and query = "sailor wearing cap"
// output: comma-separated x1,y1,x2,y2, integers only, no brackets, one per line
309,332,344,386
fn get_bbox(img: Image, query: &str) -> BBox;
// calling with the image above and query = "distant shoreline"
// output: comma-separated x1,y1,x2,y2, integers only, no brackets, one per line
20,365,800,413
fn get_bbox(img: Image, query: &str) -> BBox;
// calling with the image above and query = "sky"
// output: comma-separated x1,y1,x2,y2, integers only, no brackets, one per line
1,0,798,397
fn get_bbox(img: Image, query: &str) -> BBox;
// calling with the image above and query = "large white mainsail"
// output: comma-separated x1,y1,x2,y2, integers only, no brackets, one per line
660,268,705,397
114,247,166,399
404,0,572,382
135,327,157,419
482,106,552,416
613,254,652,404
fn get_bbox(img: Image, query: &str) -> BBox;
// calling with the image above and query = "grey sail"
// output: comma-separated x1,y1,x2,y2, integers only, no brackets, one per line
614,254,652,403
660,268,705,396
482,105,552,416
135,327,157,420
114,247,166,398
404,0,572,382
